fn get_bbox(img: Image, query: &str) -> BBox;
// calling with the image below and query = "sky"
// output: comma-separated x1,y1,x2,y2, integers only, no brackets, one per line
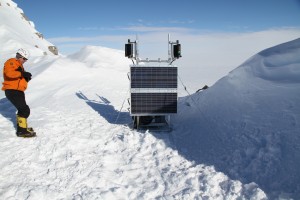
11,0,300,89
13,0,300,54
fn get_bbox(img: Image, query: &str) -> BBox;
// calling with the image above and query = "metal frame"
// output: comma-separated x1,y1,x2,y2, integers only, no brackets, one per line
125,35,181,131
127,34,181,65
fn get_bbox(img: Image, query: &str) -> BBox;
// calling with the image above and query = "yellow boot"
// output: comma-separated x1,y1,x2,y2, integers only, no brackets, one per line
16,115,36,137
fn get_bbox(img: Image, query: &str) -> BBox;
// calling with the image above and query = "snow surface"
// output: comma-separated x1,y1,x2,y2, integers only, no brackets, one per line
1,0,300,199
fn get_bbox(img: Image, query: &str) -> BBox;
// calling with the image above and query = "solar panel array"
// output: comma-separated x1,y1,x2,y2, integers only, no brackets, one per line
130,66,178,115
131,67,177,88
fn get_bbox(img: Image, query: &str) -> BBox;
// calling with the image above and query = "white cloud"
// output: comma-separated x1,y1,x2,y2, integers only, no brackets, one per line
119,25,192,33
78,27,99,31
164,19,195,24
48,27,300,90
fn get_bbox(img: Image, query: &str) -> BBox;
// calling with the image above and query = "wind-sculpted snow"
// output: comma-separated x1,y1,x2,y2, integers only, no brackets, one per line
173,38,300,199
243,38,300,83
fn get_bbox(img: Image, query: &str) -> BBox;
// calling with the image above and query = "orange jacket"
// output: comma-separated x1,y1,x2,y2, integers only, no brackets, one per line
2,58,28,91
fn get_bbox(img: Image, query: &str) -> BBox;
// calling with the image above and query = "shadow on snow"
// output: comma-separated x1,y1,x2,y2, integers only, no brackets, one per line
154,96,300,200
76,91,131,125
0,97,16,128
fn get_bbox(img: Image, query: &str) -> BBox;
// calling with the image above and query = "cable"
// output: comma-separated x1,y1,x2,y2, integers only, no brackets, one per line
178,75,192,96
114,88,130,124
178,75,221,139
115,64,137,124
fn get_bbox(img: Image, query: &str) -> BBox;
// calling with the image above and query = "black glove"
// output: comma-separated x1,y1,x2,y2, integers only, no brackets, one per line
16,66,32,82
23,72,32,82
16,66,22,72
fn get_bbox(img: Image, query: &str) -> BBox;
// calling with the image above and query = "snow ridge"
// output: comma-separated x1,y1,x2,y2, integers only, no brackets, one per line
173,38,300,199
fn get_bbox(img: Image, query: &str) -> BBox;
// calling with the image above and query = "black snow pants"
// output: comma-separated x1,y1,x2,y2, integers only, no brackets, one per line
5,89,30,118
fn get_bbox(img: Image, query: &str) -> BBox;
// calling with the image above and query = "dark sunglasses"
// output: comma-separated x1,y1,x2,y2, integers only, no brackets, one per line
22,57,28,61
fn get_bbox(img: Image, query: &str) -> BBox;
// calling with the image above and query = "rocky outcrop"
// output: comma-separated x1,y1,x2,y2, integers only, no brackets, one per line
35,32,44,39
48,46,58,55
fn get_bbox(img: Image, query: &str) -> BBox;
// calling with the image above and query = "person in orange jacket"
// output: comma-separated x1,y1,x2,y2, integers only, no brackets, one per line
2,48,36,137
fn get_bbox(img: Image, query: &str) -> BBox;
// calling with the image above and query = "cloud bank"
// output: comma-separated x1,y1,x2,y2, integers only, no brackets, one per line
49,26,300,91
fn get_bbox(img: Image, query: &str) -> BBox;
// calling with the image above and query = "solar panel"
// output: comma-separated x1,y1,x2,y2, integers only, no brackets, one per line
131,67,177,88
131,93,177,114
130,66,178,115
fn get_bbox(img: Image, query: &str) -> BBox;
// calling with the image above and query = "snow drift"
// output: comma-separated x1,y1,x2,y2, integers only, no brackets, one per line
173,38,300,199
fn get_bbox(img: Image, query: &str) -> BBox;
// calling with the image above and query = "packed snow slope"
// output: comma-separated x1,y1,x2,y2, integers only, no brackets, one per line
173,38,300,199
0,44,268,199
1,44,273,200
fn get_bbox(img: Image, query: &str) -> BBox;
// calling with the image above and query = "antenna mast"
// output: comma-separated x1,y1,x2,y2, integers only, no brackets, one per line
125,34,182,65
